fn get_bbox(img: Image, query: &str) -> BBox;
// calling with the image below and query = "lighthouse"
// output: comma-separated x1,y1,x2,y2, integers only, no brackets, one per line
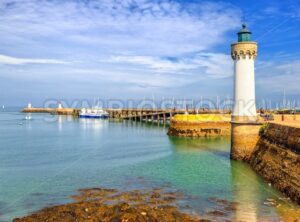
230,24,262,161
231,24,257,122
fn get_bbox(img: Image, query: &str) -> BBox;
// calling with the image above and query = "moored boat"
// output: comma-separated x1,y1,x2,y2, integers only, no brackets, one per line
79,107,109,119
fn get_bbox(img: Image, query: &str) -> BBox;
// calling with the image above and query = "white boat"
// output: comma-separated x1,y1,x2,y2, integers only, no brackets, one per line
79,107,109,119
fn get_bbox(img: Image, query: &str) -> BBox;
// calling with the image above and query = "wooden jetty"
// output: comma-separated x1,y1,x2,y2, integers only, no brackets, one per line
106,108,183,124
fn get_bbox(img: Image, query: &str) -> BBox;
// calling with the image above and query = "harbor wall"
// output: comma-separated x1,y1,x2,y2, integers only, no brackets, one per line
249,123,300,204
167,120,231,137
22,108,79,115
259,114,300,122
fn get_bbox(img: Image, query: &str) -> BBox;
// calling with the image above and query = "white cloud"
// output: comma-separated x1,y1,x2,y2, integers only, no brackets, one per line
106,53,233,78
192,53,233,78
108,56,198,72
0,0,241,99
0,52,233,90
0,55,66,65
69,68,192,89
0,0,241,56
257,60,300,93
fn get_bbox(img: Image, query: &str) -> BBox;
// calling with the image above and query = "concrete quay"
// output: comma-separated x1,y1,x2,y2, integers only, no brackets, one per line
22,107,79,115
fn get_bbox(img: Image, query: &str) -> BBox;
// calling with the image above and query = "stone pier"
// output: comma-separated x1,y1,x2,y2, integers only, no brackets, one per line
230,121,262,161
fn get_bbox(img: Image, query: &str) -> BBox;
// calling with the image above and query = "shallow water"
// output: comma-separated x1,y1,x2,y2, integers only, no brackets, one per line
0,110,299,221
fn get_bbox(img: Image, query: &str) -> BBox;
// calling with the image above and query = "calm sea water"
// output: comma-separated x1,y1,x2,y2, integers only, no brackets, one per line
0,110,299,221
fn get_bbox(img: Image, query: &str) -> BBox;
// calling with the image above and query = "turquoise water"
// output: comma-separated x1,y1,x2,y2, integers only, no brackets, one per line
0,111,299,221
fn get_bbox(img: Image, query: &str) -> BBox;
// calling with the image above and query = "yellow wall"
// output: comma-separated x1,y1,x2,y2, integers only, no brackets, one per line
173,114,231,122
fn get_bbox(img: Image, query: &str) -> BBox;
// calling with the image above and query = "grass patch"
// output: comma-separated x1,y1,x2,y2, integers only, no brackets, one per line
259,123,269,135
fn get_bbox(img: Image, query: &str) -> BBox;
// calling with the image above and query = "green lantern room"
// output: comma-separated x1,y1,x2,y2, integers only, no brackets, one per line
238,24,252,42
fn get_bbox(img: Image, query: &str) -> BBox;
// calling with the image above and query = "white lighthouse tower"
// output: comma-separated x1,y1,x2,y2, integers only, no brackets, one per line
230,24,262,161
231,24,258,122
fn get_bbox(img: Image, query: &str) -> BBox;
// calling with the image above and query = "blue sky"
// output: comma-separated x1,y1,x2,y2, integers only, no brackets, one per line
1,0,300,106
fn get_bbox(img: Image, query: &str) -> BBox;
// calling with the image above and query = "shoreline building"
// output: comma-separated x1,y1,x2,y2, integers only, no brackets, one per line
231,24,257,122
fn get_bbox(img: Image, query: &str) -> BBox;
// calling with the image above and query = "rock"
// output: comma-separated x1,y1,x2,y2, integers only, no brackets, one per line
13,187,202,222
206,210,226,217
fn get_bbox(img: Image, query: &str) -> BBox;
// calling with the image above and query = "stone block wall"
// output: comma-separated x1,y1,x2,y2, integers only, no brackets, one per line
167,120,231,137
249,123,300,204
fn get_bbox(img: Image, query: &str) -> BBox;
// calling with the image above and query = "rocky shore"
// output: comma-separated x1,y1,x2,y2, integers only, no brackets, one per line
13,188,207,222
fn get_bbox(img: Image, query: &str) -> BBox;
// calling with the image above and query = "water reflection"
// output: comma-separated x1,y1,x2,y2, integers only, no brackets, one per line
230,160,300,221
79,118,108,131
56,115,79,131
169,136,230,158
58,115,63,131
24,113,32,120
231,161,260,222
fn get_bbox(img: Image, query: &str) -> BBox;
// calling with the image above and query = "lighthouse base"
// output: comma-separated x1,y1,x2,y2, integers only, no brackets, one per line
230,121,263,161
231,115,257,122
